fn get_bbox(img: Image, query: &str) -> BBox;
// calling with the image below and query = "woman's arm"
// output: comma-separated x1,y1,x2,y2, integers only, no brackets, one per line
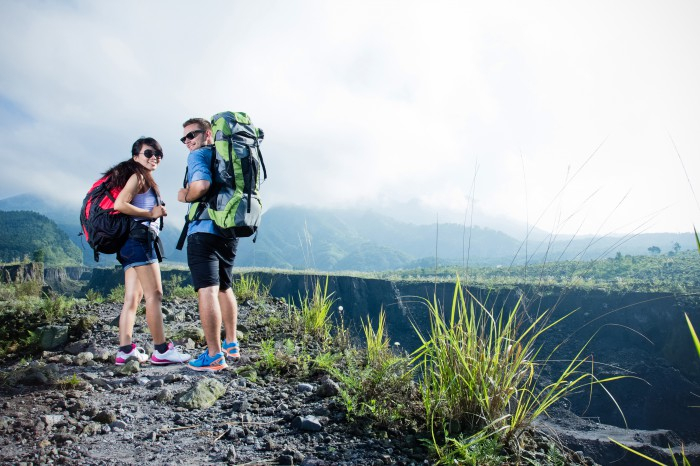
115,174,167,220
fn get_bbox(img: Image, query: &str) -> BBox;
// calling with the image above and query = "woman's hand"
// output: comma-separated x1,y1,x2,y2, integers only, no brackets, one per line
150,204,167,220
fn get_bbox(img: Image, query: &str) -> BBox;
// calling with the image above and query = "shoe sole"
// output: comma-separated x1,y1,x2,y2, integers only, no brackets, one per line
115,358,148,365
151,359,190,365
187,364,228,372
223,349,240,359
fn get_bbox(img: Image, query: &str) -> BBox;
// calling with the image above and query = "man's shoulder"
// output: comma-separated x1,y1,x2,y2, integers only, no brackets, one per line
190,145,215,158
188,146,215,167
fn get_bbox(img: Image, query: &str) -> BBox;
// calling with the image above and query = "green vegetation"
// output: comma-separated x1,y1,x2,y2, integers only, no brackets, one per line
244,277,593,463
0,211,82,266
163,274,196,300
107,284,125,303
1,256,690,464
413,279,626,463
383,250,700,294
0,279,77,357
688,313,700,361
233,274,269,302
85,289,104,304
295,277,335,341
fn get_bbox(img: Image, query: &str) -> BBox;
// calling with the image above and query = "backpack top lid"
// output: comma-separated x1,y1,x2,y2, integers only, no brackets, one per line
211,111,263,143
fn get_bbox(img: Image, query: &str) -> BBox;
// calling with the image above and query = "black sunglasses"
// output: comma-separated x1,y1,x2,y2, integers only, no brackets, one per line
180,129,204,144
141,149,163,160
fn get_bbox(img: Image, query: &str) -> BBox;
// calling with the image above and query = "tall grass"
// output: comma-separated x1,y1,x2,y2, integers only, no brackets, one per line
362,309,390,364
297,277,335,341
323,309,417,426
413,277,627,463
233,274,269,302
687,313,700,360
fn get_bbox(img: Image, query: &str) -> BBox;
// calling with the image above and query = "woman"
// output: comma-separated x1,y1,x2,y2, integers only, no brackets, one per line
106,137,190,366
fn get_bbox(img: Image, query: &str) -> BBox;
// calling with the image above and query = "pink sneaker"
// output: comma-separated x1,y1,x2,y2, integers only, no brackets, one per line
151,343,191,365
115,344,148,365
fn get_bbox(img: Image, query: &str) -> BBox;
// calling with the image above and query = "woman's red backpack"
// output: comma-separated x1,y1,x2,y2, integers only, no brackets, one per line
79,176,131,261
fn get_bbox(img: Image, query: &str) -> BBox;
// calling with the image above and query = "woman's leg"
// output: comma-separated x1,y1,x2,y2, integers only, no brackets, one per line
119,267,143,346
133,262,166,345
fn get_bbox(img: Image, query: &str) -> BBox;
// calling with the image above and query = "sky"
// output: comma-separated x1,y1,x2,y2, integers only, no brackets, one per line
2,0,700,238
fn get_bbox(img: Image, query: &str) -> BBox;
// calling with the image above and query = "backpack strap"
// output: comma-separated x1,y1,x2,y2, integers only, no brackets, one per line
175,146,216,251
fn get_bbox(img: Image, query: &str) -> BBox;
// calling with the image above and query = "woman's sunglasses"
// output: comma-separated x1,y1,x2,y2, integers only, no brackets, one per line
180,129,204,144
141,149,163,160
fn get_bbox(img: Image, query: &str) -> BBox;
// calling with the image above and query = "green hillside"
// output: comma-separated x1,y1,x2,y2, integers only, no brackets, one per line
0,211,82,266
1,194,698,272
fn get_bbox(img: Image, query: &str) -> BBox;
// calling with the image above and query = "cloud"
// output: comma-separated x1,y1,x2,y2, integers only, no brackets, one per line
1,0,700,237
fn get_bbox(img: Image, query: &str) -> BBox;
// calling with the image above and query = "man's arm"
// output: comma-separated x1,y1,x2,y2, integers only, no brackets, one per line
177,180,211,203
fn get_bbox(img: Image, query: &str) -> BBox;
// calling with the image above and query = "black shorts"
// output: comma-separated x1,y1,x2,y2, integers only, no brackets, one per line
186,233,239,291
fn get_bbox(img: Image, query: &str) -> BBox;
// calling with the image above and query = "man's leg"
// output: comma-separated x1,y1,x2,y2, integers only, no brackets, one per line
198,284,223,356
219,288,238,344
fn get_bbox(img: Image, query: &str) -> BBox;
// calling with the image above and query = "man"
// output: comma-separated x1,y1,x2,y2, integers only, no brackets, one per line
177,118,240,372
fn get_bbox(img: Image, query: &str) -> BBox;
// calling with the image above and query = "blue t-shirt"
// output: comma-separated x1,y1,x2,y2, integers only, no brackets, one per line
186,146,220,237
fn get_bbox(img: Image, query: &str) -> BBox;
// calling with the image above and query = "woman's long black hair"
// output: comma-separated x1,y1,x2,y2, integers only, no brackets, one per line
103,137,163,195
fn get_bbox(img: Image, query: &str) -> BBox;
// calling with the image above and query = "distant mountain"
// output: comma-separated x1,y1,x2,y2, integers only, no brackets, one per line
0,210,82,266
0,193,76,228
0,194,696,271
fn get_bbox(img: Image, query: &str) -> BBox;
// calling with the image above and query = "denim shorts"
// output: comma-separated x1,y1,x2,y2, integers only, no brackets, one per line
117,237,158,271
187,233,238,291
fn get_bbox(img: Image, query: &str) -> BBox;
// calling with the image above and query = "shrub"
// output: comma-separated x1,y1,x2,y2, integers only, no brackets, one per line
163,274,195,300
107,284,125,303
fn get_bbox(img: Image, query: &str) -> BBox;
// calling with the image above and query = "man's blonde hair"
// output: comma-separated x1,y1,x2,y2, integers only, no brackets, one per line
183,118,211,131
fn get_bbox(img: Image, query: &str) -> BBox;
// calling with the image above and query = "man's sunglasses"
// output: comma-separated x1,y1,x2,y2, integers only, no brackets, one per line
141,149,163,160
180,129,204,144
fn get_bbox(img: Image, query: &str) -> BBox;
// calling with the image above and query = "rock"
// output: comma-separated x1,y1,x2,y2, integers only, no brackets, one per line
154,388,174,403
89,378,114,390
147,379,164,389
81,422,101,436
40,415,64,427
226,445,237,463
110,420,128,430
164,373,184,384
92,411,117,424
64,340,89,355
0,416,14,430
291,415,323,432
115,360,141,375
66,400,86,415
75,352,94,366
9,363,60,386
176,378,226,410
297,383,314,393
167,311,187,323
231,400,250,412
178,327,205,344
85,343,111,361
317,378,340,397
37,325,69,350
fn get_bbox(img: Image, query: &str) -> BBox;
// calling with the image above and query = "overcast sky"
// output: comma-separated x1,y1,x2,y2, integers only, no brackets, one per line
2,0,700,238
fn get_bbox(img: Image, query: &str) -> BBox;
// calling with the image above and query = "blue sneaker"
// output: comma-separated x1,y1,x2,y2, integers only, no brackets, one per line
222,339,240,359
187,351,228,372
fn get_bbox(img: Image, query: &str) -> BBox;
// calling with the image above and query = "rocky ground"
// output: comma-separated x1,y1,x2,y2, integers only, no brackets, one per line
0,294,697,465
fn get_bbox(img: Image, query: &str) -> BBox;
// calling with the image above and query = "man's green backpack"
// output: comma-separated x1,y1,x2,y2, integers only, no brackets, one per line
176,111,266,250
